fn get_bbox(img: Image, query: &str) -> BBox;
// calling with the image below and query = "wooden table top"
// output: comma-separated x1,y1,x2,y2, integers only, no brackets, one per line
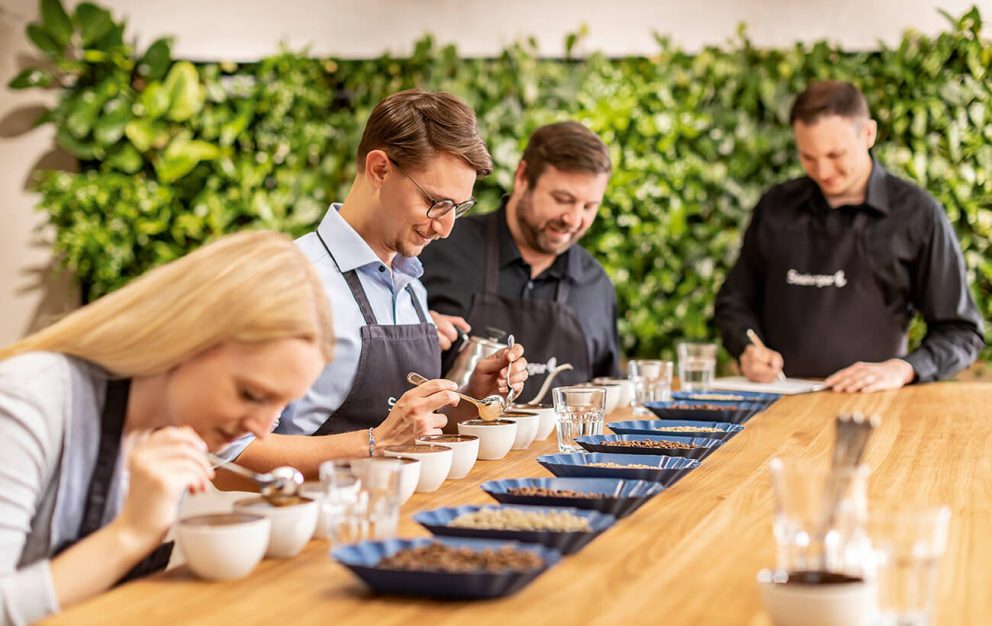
44,383,992,626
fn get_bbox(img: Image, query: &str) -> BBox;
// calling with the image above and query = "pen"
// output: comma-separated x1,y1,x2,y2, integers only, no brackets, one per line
746,328,787,382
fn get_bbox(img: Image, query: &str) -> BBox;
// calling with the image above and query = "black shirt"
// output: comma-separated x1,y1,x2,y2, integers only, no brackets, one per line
714,158,985,382
420,205,622,378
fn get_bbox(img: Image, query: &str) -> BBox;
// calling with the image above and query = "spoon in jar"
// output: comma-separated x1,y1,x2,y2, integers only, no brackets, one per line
406,372,505,420
207,453,304,505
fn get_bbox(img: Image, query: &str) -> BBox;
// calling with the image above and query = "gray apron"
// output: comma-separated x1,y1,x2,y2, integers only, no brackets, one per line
313,232,441,435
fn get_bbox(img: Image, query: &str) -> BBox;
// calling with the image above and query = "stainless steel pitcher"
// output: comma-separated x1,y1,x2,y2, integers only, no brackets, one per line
444,332,507,390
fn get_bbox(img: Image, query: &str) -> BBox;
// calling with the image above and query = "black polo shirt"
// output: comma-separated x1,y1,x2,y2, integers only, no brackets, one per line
420,205,622,378
714,157,985,382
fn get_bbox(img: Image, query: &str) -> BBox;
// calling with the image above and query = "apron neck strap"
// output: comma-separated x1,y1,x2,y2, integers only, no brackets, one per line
79,377,130,538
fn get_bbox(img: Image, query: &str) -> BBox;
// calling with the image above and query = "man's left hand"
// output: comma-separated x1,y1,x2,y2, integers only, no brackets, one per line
467,343,527,400
825,359,916,393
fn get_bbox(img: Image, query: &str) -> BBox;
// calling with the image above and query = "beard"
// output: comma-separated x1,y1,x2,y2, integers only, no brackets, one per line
515,192,581,256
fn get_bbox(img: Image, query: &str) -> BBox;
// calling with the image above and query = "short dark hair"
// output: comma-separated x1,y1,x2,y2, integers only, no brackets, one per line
789,81,871,125
520,121,612,188
356,89,493,177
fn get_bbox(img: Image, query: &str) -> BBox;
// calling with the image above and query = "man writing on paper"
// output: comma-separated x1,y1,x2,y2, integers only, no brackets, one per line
714,81,984,393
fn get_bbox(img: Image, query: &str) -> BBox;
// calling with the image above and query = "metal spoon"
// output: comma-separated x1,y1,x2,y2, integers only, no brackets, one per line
505,334,517,406
207,453,304,505
406,372,505,420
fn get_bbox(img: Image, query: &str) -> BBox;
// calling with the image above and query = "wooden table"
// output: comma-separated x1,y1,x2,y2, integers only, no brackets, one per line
45,383,992,626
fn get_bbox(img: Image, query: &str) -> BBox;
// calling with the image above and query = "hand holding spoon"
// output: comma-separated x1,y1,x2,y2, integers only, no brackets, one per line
406,372,505,421
207,453,304,505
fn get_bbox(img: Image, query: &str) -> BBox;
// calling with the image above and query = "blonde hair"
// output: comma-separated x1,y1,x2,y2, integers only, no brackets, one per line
0,231,333,376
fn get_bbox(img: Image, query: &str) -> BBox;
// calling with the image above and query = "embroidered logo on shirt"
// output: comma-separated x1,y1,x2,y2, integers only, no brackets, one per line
786,269,848,288
528,356,560,376
387,396,398,409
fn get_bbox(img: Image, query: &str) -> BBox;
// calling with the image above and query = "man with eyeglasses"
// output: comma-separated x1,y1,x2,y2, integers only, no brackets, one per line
216,90,528,480
420,121,621,395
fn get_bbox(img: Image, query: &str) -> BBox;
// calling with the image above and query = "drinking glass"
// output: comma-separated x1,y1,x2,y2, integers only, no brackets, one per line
869,505,951,626
552,386,606,453
628,359,673,415
677,342,717,391
768,457,870,577
319,459,402,547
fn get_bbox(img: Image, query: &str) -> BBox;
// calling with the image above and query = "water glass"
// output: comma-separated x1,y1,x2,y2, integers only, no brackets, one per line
628,359,673,415
677,342,717,391
869,505,951,626
318,459,401,547
552,386,606,453
768,457,870,577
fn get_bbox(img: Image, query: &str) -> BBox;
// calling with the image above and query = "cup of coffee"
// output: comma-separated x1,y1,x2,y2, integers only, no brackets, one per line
381,444,453,493
233,496,319,559
512,402,556,440
757,569,875,626
457,419,517,460
177,512,270,580
416,434,480,479
499,410,540,450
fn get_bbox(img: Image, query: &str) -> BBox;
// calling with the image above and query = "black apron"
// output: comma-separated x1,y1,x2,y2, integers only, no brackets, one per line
53,378,173,584
313,232,441,436
461,214,592,394
761,210,907,378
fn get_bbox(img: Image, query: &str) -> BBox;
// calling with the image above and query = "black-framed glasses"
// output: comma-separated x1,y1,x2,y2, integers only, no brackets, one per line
389,157,476,219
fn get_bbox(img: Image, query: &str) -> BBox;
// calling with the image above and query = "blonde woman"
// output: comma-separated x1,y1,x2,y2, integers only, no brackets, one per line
0,231,334,625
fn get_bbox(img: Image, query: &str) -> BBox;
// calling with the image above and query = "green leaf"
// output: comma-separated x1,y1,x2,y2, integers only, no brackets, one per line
124,118,169,152
138,38,172,81
104,143,143,174
154,133,220,182
162,61,204,122
26,22,62,56
55,127,95,160
74,3,114,48
66,88,111,138
93,96,132,145
7,67,56,89
40,0,73,48
139,82,171,119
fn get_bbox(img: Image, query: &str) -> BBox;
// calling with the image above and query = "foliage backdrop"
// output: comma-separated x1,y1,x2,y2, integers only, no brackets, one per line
11,1,992,359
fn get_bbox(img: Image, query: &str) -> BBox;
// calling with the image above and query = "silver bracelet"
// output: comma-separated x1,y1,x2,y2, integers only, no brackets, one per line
368,427,375,457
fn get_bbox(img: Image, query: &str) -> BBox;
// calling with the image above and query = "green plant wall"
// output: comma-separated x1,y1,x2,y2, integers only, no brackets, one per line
11,1,992,360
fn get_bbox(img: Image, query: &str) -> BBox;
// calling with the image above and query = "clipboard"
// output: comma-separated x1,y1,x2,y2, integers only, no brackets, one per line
710,376,827,395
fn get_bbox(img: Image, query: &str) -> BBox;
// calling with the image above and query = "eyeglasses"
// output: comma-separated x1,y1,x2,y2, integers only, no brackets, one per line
389,158,476,219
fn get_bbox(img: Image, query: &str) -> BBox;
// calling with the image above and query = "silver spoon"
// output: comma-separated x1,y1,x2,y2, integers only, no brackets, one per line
207,453,304,505
406,372,505,421
505,334,517,406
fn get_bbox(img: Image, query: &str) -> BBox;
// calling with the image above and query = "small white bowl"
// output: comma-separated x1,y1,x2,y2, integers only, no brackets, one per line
514,402,556,440
382,444,453,493
177,512,270,580
416,434,480,479
351,455,422,505
593,377,636,409
587,383,622,414
757,569,875,626
457,419,517,460
233,496,319,559
499,410,540,450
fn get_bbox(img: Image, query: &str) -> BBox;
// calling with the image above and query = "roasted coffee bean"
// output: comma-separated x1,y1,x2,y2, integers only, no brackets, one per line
506,487,608,499
603,440,700,450
655,425,723,433
378,543,543,573
587,461,657,469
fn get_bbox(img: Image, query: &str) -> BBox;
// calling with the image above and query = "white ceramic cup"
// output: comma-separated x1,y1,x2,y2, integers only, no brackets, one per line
757,569,875,626
592,377,636,408
587,383,622,414
513,402,556,440
233,496,319,559
177,512,271,580
381,444,453,493
416,434,480,479
351,456,421,505
499,410,540,450
457,419,517,460
300,481,327,539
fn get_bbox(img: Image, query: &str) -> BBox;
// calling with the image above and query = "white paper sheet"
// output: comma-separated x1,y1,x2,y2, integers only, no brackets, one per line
710,376,827,395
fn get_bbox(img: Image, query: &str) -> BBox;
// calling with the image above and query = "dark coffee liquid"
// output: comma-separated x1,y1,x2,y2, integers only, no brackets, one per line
784,570,864,585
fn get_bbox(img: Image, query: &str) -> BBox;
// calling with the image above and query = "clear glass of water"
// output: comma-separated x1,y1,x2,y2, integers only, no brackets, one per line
552,386,606,453
319,458,401,547
628,359,673,415
869,505,951,626
677,342,717,391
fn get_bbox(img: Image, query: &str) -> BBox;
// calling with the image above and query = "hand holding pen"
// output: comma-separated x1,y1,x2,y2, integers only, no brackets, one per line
741,328,786,383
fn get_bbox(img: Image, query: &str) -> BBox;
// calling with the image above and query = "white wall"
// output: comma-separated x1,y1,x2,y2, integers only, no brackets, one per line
1,0,988,343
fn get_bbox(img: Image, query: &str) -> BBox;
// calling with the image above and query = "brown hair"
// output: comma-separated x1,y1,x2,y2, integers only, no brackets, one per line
356,89,493,177
789,80,871,125
520,121,612,188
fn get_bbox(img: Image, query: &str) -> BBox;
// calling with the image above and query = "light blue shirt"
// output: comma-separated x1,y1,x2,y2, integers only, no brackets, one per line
222,204,432,458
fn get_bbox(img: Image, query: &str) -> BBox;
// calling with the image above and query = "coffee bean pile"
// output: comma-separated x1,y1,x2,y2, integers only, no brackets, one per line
378,543,543,573
587,462,658,470
450,508,591,532
667,403,734,410
603,440,700,450
506,486,608,499
656,425,723,433
683,393,748,401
